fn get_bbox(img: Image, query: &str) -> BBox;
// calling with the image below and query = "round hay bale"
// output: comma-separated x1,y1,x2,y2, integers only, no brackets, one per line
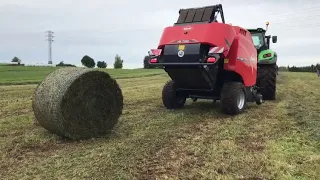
32,67,123,140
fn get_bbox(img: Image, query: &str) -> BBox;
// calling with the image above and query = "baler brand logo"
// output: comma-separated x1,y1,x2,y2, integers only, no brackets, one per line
183,26,192,34
183,26,192,31
178,50,185,57
176,40,191,43
170,39,198,44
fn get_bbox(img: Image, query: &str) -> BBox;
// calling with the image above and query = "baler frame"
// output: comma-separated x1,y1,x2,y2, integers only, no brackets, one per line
148,3,264,115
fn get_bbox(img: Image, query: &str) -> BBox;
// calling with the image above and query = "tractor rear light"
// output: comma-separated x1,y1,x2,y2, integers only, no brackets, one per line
263,53,272,58
207,57,216,63
148,49,162,57
149,58,158,63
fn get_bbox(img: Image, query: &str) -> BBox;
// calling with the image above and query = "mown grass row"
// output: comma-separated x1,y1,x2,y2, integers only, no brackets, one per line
0,66,165,85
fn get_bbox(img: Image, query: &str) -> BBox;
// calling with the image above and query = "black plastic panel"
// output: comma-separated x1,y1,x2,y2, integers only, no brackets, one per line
185,9,196,23
159,44,202,64
176,9,188,24
175,6,216,24
193,8,205,22
202,7,214,21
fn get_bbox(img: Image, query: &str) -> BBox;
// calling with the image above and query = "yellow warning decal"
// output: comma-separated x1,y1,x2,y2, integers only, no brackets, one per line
224,58,229,63
178,44,185,50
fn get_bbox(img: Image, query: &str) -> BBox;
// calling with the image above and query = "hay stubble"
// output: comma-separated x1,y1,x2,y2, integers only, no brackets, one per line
1,71,319,179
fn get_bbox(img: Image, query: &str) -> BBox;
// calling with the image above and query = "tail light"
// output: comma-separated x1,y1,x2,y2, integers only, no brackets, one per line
148,49,162,63
207,57,216,63
149,58,158,63
263,53,272,58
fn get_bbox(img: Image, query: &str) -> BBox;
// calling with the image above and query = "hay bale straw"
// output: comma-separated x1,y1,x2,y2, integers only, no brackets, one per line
32,67,123,140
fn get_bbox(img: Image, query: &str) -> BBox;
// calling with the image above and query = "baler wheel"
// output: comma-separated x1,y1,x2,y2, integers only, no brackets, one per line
257,64,276,100
162,80,186,109
220,82,247,115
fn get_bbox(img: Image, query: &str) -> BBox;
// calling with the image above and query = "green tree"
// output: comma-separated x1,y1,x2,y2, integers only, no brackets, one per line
56,61,76,67
278,66,288,72
57,61,65,66
113,54,123,69
97,61,107,68
81,55,95,68
12,57,21,63
287,65,314,72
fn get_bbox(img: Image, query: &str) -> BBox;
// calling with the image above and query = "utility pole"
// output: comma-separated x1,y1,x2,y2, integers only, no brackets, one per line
45,31,54,64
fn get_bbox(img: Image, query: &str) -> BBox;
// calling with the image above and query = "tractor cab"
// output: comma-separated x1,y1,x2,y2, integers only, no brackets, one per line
247,22,277,54
174,4,225,25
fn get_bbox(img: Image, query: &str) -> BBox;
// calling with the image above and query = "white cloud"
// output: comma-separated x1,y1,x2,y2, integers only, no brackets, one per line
0,0,319,68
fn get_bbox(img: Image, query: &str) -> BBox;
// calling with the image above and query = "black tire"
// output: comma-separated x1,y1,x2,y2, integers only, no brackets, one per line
162,80,186,109
257,64,276,100
220,82,247,115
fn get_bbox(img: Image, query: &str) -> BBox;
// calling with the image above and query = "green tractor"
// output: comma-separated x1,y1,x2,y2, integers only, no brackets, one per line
247,22,278,100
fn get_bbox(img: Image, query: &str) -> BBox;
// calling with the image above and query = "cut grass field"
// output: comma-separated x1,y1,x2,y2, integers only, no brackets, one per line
0,66,164,85
0,67,319,179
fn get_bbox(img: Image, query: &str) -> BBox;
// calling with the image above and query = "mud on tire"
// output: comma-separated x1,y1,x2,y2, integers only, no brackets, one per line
220,82,247,115
162,80,186,109
257,64,276,100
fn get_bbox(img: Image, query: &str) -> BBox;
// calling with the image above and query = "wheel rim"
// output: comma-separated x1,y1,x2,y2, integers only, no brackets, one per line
237,90,245,109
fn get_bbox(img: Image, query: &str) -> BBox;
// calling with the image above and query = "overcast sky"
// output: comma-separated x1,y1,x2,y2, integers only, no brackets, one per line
0,0,319,68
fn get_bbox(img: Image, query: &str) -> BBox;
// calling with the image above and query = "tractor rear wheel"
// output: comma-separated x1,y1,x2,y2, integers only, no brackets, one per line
220,82,247,115
162,80,186,109
257,64,277,100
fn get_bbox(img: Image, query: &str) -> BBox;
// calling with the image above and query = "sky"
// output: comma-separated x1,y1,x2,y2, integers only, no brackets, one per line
0,0,319,68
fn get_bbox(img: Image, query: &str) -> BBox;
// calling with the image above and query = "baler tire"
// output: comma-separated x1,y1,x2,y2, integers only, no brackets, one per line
220,82,247,115
257,64,276,100
162,80,186,109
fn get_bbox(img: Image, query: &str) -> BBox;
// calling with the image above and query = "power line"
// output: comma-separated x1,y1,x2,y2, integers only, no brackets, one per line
45,30,54,64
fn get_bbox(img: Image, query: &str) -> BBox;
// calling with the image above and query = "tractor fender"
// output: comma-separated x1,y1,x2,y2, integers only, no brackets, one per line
258,50,277,64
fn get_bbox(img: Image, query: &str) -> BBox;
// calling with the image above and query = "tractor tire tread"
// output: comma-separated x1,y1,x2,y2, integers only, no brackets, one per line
257,65,276,100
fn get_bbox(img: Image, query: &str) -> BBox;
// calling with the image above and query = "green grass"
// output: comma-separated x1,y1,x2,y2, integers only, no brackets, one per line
0,70,319,179
0,66,164,85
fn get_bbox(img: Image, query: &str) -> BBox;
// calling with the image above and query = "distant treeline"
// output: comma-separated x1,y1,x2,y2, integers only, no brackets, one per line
0,63,25,66
56,61,76,67
279,65,318,72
